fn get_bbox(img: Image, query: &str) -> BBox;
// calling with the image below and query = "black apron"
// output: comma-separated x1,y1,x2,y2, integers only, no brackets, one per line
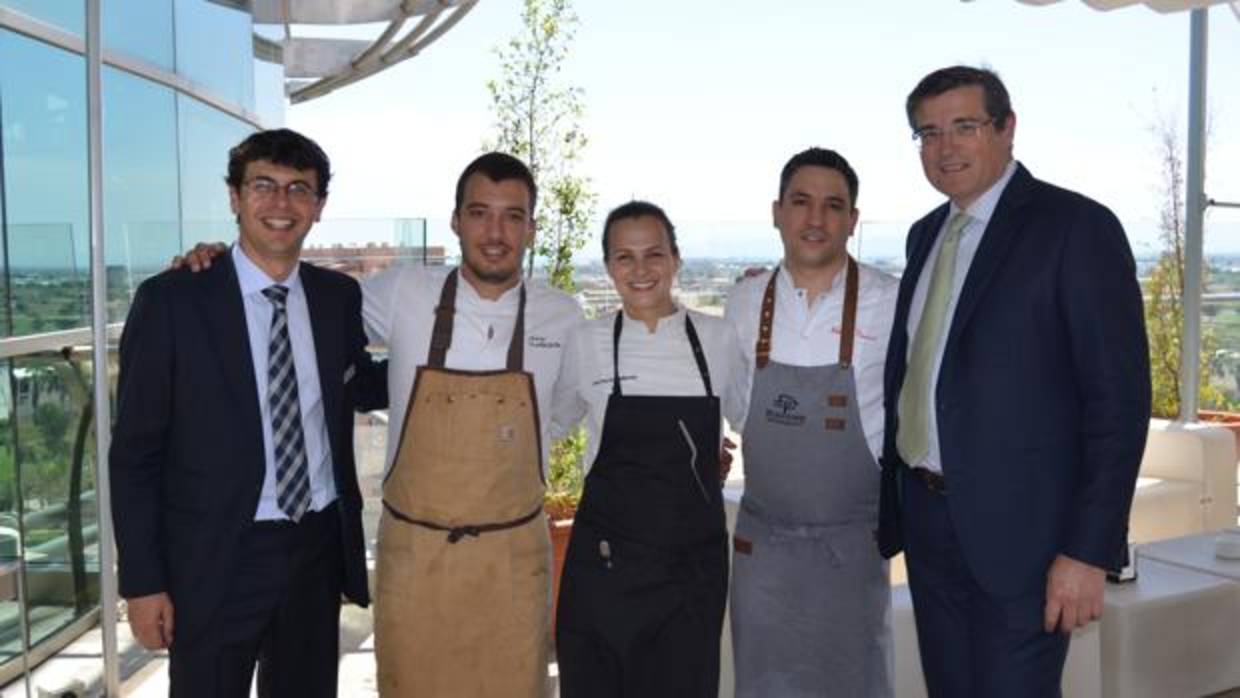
555,312,728,698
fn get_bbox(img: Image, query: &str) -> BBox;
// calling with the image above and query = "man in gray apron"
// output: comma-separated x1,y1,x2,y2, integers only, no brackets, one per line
725,148,899,697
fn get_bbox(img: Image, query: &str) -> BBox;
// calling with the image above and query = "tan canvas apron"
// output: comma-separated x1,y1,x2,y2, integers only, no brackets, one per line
374,269,550,697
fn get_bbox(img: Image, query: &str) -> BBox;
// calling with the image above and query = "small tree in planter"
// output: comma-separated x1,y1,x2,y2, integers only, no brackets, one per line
1143,111,1234,420
486,0,595,622
545,428,586,521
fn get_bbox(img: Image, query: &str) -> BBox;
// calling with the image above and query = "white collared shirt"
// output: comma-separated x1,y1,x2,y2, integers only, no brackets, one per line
552,307,747,470
905,159,1019,474
233,244,336,521
362,264,584,473
725,261,899,461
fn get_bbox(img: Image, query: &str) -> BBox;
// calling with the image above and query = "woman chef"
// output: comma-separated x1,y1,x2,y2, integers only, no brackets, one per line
552,200,746,698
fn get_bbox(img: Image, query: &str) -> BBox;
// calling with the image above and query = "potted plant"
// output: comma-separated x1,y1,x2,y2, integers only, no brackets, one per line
545,428,586,625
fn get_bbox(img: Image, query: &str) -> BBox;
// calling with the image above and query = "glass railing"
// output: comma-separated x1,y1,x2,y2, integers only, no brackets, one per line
0,333,112,688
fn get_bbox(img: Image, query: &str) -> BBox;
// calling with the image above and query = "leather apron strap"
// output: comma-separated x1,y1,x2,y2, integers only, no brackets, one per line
428,268,527,370
755,257,860,368
838,256,860,368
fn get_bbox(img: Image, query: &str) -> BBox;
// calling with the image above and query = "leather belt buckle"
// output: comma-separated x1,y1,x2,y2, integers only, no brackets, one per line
911,467,947,494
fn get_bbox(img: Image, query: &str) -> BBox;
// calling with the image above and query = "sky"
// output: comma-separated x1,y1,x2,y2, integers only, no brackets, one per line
285,0,1240,263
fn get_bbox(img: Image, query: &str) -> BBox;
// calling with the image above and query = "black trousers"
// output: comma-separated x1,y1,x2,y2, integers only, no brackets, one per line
168,502,344,698
902,470,1070,698
555,522,727,698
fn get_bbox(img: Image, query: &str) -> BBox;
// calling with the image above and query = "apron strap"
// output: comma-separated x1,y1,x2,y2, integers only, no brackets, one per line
611,310,714,397
428,269,459,369
683,313,714,397
611,311,624,395
838,256,860,369
506,283,527,371
755,269,779,369
426,268,527,371
755,259,861,369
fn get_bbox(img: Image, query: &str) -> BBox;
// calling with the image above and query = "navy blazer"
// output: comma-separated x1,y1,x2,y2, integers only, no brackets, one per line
878,164,1151,597
109,257,387,646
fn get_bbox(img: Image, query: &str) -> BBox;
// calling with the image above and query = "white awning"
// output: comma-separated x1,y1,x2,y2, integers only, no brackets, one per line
255,0,479,103
251,0,457,25
1013,0,1234,12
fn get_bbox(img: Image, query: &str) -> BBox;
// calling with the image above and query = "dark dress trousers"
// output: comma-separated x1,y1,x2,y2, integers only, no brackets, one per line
110,257,386,696
878,165,1151,697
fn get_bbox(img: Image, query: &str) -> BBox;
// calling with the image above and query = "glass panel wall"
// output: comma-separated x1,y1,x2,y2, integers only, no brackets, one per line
178,94,252,246
253,24,286,127
103,0,174,70
0,1,82,36
10,350,99,650
0,361,19,668
103,67,179,322
1,0,282,687
253,55,286,128
0,29,89,336
174,0,254,111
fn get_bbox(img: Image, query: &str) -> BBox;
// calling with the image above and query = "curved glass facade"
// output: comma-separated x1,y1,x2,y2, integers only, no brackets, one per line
0,0,277,689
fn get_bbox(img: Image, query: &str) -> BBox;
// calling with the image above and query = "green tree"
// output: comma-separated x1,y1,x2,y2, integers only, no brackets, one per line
33,402,71,449
1144,114,1229,418
486,0,597,293
486,0,595,513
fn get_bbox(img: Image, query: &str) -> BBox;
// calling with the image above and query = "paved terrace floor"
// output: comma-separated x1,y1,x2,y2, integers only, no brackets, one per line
2,607,564,696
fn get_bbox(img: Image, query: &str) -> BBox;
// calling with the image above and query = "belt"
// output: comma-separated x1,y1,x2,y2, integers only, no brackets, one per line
910,467,947,494
382,501,544,543
251,500,337,530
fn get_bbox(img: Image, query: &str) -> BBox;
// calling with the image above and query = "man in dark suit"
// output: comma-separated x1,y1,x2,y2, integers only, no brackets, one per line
878,66,1150,697
110,128,386,697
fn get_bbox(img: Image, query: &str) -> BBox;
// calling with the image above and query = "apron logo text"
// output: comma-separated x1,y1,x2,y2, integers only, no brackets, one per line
765,393,807,427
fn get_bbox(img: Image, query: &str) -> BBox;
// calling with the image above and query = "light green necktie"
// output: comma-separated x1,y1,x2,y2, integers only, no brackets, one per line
897,212,971,465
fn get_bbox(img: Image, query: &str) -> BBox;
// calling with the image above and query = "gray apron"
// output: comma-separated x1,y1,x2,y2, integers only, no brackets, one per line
730,258,893,698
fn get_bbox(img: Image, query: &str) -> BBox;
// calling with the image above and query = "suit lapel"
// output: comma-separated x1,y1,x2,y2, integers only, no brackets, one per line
197,257,264,454
302,264,344,476
945,164,1037,346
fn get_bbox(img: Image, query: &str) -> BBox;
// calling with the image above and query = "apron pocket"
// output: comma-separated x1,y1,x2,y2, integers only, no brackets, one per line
504,519,551,634
410,389,533,463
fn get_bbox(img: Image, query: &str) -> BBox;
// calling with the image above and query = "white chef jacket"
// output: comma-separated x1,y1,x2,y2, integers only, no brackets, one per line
362,264,584,473
725,260,899,462
553,307,747,470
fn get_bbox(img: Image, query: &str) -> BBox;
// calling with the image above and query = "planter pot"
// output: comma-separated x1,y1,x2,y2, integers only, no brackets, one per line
548,516,574,630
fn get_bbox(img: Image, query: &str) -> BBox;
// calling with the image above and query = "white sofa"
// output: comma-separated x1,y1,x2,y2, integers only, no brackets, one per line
1128,418,1236,542
886,419,1238,584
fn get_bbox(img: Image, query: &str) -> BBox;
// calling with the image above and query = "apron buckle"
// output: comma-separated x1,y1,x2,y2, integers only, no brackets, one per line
447,525,481,544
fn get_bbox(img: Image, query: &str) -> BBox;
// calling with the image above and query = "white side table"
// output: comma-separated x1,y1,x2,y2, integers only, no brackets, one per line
1102,556,1240,698
892,585,1100,698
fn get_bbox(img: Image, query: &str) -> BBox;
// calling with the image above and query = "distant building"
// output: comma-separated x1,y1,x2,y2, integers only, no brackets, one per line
577,285,622,318
301,242,447,276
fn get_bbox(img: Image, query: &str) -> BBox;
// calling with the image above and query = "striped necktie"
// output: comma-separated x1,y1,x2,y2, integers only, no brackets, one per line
897,212,971,466
263,285,311,521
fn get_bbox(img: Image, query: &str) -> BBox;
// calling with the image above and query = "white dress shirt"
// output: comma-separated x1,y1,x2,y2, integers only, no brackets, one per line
552,307,747,470
905,159,1019,474
233,244,337,521
725,260,899,462
362,264,584,473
